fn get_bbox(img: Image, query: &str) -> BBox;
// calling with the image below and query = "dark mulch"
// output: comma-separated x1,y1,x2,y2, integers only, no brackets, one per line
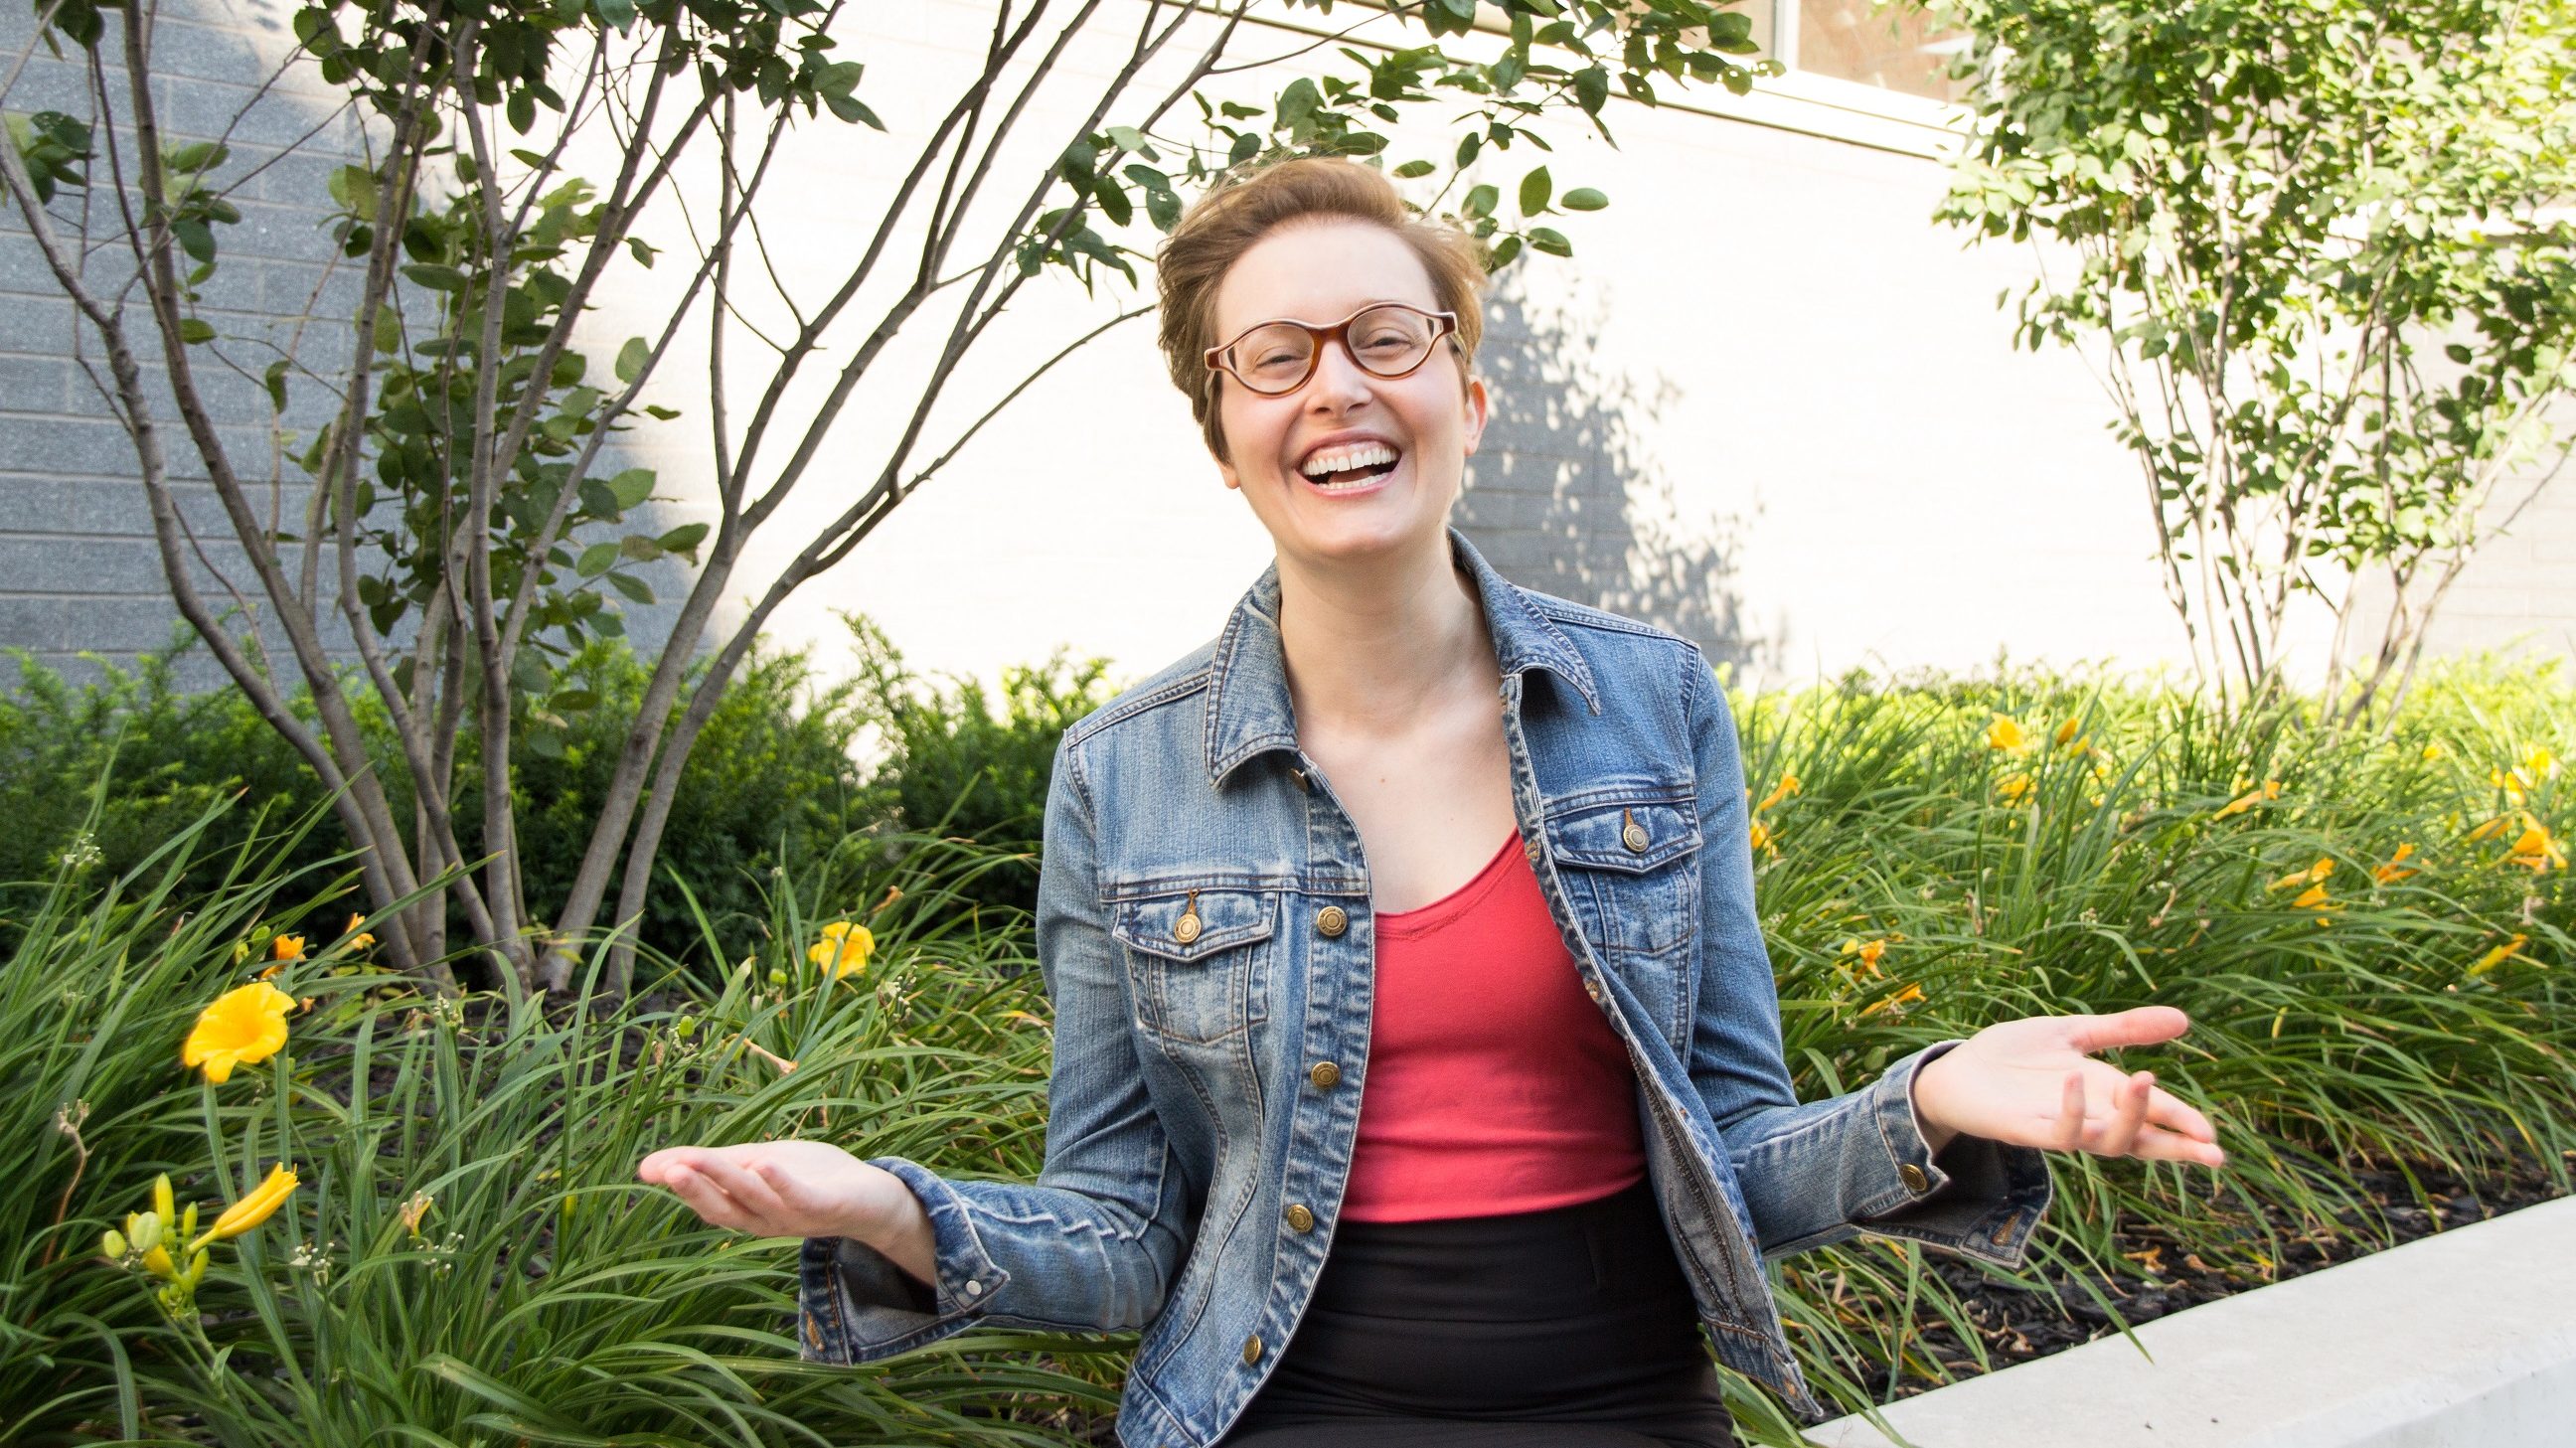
1882,1148,2575,1399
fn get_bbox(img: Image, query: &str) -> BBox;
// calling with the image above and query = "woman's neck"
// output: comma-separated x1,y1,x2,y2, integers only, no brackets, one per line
1275,531,1499,742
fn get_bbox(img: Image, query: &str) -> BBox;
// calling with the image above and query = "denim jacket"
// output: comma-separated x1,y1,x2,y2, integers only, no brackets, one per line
798,526,2053,1446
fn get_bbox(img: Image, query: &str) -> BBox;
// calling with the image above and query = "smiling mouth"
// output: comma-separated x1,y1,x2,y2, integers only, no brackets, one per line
1299,446,1403,490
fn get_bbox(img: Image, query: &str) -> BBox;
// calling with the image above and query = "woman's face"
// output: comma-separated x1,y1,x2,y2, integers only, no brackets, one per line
1208,217,1488,569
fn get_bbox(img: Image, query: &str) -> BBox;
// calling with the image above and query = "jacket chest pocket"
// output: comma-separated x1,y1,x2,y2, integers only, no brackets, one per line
1546,795,1700,996
1109,886,1277,1046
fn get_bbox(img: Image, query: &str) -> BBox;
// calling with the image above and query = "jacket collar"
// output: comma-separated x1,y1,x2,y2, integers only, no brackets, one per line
1204,525,1603,788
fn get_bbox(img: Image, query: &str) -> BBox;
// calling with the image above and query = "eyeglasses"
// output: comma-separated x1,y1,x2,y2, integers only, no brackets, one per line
1204,302,1461,397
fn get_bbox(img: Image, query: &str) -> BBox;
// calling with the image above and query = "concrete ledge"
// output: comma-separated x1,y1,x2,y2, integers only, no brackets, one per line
1805,1194,2576,1448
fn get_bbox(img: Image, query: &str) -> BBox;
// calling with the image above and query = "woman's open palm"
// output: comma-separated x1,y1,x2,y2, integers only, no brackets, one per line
637,1139,896,1239
1912,1005,2227,1167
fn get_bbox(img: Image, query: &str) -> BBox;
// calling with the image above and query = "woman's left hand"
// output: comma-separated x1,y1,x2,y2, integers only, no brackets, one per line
1908,1005,2226,1168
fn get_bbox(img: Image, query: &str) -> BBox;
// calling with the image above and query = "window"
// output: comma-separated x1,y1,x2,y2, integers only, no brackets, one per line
1756,0,1974,104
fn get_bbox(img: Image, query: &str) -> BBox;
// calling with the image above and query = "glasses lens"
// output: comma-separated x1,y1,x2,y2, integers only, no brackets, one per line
1351,305,1436,376
1233,323,1316,393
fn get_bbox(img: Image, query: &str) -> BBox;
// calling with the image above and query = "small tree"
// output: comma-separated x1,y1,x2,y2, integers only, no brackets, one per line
1926,0,2576,724
4,0,1781,996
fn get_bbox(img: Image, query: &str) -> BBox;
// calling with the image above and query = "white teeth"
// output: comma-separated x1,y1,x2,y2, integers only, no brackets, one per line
1299,441,1399,478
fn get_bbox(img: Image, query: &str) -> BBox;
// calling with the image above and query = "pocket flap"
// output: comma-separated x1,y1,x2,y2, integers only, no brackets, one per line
1111,887,1279,963
1544,796,1700,873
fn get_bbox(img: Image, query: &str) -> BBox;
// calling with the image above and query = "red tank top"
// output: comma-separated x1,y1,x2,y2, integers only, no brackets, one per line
1340,829,1650,1222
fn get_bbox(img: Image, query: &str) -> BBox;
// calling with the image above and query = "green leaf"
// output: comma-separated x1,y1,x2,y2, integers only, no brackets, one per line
1528,227,1571,256
576,542,619,576
2444,343,2474,365
178,318,215,344
1392,160,1435,179
619,534,665,562
592,0,636,30
1464,184,1498,220
402,262,469,291
1519,166,1551,216
606,570,655,604
263,359,289,410
656,521,709,556
609,468,654,509
614,336,649,385
628,237,656,267
579,478,620,518
1560,188,1608,212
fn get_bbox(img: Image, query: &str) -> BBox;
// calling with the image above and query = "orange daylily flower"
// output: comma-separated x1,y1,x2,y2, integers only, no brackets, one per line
2212,779,2283,820
1858,982,1926,1018
2268,857,2334,891
1987,715,2028,751
2371,843,2419,884
1754,772,1802,815
1838,936,1888,981
1748,819,1773,853
342,913,377,952
2504,817,2566,874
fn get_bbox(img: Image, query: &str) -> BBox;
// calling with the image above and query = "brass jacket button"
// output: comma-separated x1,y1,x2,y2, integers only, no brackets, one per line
1308,1060,1342,1088
1900,1163,1931,1194
1622,809,1651,853
1173,911,1202,945
1242,1334,1264,1365
1524,838,1542,864
1584,981,1604,1004
1284,1204,1315,1232
1316,904,1349,937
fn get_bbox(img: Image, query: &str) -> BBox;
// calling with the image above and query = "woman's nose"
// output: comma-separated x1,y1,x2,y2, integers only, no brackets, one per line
1304,337,1375,409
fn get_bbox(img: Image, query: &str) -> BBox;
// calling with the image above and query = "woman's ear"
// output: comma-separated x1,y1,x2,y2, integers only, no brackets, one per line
1461,374,1491,458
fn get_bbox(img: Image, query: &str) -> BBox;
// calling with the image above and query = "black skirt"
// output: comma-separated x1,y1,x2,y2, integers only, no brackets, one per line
1216,1174,1741,1448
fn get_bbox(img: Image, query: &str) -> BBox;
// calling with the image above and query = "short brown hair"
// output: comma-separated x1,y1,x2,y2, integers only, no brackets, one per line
1154,155,1491,464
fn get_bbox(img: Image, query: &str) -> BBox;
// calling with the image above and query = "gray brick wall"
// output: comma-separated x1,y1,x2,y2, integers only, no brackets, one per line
1,0,682,694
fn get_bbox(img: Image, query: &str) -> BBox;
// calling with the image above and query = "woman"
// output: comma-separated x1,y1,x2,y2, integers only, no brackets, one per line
638,156,2228,1448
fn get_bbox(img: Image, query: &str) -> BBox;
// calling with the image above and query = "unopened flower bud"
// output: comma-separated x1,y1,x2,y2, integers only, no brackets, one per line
101,1227,128,1259
153,1174,175,1223
126,1210,163,1255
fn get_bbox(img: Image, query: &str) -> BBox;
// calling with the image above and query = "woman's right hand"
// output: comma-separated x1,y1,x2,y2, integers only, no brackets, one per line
636,1139,903,1241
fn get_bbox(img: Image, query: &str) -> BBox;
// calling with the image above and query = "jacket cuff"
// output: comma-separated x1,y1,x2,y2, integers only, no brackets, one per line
1851,1040,2054,1268
796,1156,1013,1365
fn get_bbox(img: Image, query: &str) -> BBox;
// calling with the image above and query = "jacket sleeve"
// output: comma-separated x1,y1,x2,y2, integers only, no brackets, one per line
797,729,1194,1364
1678,647,2053,1267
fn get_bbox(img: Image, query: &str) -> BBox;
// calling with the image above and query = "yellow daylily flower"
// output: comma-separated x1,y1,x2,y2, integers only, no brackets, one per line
2371,843,2419,884
807,920,876,979
342,913,377,952
1986,715,2027,751
1748,819,1772,852
2491,767,2528,806
2467,811,2520,843
2421,739,2448,761
2054,718,2089,754
1997,772,2034,805
1754,771,1802,815
181,982,294,1084
2468,933,2530,978
2268,857,2334,891
398,1190,433,1237
2290,882,2334,912
2504,817,2566,874
189,1163,300,1252
2211,779,2283,820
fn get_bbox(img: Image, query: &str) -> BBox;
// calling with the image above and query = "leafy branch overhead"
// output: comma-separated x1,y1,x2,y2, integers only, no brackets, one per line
1,0,1781,997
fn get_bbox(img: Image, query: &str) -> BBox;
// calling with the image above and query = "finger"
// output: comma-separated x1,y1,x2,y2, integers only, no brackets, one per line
700,1156,792,1225
2056,1070,2087,1151
636,1146,706,1185
2143,1084,2220,1144
2122,1123,2229,1169
665,1164,749,1230
2062,1005,2190,1054
2095,1070,2154,1157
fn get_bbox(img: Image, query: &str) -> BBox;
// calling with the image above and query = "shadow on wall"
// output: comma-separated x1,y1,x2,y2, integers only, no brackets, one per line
1456,260,1785,681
